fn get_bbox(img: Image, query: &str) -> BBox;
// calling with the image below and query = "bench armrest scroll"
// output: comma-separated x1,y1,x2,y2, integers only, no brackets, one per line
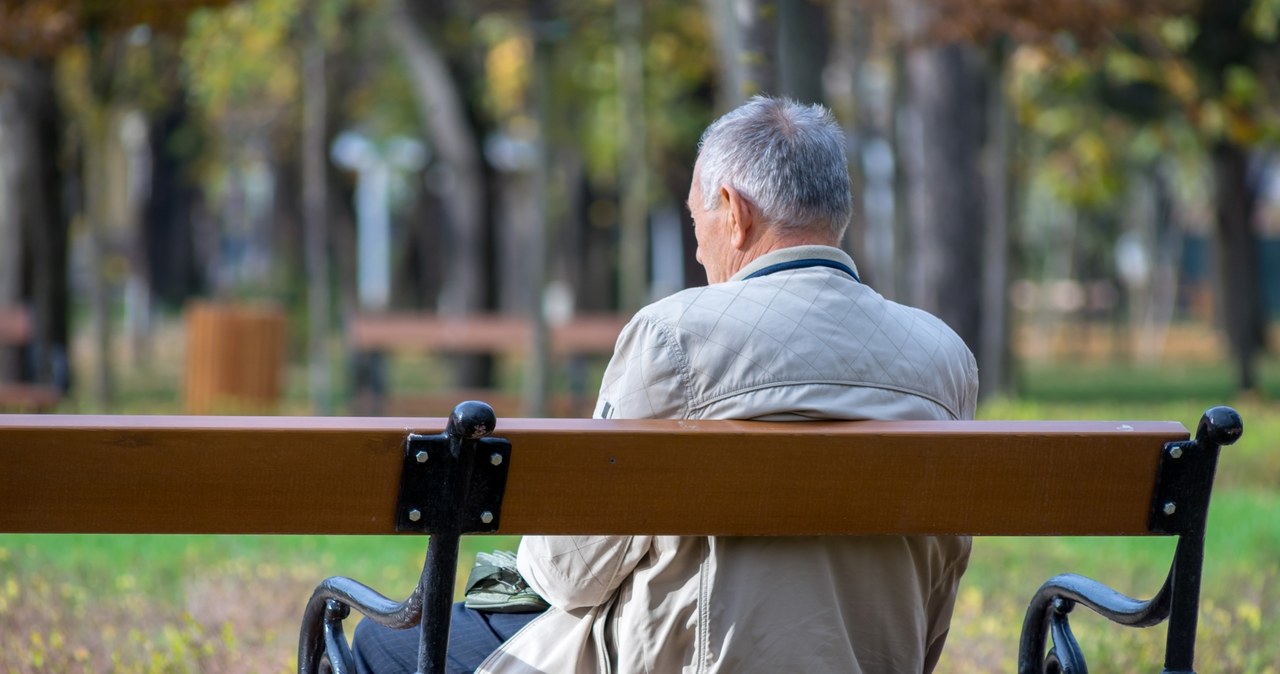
1019,406,1243,674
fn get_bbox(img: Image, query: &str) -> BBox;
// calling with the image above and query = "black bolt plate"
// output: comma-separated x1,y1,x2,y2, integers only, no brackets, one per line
395,434,512,534
1148,439,1218,535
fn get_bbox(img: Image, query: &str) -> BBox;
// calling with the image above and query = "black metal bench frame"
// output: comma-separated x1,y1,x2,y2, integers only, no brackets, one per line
297,403,1243,674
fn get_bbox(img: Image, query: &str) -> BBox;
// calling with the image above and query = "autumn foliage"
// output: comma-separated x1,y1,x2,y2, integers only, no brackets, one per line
0,0,235,56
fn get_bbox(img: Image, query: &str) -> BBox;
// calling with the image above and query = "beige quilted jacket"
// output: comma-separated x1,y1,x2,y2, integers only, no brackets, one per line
479,246,979,674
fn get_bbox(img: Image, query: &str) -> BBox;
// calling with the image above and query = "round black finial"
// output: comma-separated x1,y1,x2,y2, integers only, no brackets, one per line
446,400,497,439
1195,406,1243,448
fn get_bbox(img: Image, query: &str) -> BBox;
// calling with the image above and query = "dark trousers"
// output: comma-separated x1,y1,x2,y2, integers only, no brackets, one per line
351,603,543,674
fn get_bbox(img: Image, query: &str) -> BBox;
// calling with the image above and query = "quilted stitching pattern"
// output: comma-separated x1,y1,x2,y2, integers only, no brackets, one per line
600,261,976,421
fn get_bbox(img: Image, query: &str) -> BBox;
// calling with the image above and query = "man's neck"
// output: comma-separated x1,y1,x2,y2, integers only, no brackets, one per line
727,230,839,278
729,243,858,283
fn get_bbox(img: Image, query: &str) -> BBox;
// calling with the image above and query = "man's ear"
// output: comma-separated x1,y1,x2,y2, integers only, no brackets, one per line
722,185,753,250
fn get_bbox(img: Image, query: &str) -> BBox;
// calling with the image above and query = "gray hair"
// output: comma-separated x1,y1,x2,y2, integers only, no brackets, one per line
698,97,852,240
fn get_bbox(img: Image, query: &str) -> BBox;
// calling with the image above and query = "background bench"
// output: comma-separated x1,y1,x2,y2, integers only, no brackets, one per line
0,305,60,412
0,404,1242,674
349,313,627,417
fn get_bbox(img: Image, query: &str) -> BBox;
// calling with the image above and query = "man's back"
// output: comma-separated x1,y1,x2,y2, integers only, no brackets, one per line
354,96,978,674
600,245,976,423
483,247,978,673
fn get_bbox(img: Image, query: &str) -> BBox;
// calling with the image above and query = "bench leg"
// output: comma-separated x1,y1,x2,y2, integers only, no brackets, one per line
298,531,460,674
417,531,461,673
1159,530,1203,674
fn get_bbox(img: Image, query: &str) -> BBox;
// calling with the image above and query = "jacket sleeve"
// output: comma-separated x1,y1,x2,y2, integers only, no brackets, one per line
517,535,654,611
592,315,690,420
517,314,687,611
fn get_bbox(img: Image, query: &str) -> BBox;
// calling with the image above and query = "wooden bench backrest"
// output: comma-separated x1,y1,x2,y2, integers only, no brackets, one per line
0,415,1188,537
350,314,626,356
0,307,60,411
0,306,33,345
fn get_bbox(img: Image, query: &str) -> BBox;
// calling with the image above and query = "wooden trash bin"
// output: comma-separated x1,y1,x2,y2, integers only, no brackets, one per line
185,302,285,414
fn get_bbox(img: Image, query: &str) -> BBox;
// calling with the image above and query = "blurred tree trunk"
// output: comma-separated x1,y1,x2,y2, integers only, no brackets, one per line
1137,161,1183,365
617,0,648,312
576,182,616,311
1211,141,1263,394
146,101,205,309
329,164,358,366
389,0,490,387
496,169,538,314
827,0,874,285
777,0,827,105
739,0,778,96
83,29,121,411
85,114,113,410
524,0,558,417
552,152,585,298
23,59,71,391
1190,0,1268,395
272,155,305,295
0,66,26,301
889,45,910,301
302,6,332,415
323,3,363,332
702,0,745,109
902,30,985,354
121,111,151,369
0,57,26,383
406,187,445,309
979,43,1014,399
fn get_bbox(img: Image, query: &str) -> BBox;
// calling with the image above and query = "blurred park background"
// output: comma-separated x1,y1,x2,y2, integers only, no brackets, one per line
1,0,1279,671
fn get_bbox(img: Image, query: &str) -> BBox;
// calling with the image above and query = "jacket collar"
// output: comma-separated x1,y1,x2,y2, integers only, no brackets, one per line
729,245,861,283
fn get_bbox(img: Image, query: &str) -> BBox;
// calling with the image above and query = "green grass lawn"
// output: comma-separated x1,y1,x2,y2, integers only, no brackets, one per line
1016,357,1280,403
3,378,1278,672
4,500,1275,672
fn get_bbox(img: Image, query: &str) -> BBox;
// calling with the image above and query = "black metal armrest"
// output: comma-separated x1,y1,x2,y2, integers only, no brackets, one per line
1017,406,1242,674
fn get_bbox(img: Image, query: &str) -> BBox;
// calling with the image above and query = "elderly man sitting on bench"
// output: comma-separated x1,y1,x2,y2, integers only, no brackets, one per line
352,96,979,674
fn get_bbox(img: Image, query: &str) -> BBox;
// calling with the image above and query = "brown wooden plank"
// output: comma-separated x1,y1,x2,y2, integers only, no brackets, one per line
350,314,624,356
0,305,33,345
0,306,59,412
499,419,1186,537
351,314,529,353
0,415,1188,536
0,384,61,411
549,315,627,355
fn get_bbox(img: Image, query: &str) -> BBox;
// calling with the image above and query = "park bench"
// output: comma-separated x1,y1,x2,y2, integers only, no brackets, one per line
349,313,627,417
0,402,1242,674
0,305,60,412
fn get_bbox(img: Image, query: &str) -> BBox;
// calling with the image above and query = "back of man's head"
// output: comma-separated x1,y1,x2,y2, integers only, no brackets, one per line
698,97,852,242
